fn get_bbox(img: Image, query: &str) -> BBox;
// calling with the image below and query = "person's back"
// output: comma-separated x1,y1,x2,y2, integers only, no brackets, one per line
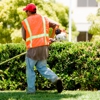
21,3,63,94
22,13,50,49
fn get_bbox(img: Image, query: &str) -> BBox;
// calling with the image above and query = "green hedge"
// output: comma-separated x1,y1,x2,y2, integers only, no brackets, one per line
0,42,100,90
0,43,26,90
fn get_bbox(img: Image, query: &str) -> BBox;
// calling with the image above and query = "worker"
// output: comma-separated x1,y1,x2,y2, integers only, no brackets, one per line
21,3,63,94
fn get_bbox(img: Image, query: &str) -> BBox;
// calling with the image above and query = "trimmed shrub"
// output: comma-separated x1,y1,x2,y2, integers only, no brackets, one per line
0,42,100,90
0,43,26,90
48,42,100,90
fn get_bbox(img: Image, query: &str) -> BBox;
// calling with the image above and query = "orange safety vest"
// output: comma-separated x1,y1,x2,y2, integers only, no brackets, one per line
22,14,50,49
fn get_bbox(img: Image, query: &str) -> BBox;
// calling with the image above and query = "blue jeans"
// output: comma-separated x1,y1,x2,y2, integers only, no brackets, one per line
25,57,58,93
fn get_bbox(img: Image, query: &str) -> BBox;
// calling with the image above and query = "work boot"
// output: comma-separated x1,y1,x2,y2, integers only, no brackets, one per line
55,78,63,93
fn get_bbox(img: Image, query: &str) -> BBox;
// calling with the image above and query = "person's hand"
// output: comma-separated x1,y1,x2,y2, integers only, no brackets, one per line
49,38,56,44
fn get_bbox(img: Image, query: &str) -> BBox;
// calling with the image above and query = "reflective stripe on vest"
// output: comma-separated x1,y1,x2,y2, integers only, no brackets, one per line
24,17,49,48
24,19,32,47
41,16,47,45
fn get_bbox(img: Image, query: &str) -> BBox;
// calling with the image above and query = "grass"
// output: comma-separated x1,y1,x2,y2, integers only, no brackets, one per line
0,90,100,100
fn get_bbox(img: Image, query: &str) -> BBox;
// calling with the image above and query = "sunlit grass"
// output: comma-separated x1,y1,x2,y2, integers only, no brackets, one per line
0,90,100,100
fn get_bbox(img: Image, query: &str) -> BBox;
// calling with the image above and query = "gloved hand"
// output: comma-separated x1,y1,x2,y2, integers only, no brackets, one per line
49,38,56,44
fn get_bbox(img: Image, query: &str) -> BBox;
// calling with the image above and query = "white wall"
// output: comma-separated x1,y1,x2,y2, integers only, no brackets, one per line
73,7,98,31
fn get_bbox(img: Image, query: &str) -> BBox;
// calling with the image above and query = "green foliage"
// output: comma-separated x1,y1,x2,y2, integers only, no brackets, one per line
0,42,100,90
96,0,100,2
87,14,100,35
0,0,78,43
97,8,100,16
91,35,100,42
0,0,25,43
87,9,100,42
11,29,23,43
0,43,26,90
49,42,100,90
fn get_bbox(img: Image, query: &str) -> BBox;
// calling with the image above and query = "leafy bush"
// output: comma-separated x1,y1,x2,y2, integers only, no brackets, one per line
0,42,100,90
0,0,79,43
0,43,26,90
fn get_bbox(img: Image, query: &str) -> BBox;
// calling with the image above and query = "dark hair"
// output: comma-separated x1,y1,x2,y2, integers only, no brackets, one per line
31,8,36,14
55,29,61,35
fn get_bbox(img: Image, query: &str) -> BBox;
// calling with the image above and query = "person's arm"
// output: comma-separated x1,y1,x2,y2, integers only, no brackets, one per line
22,26,26,41
48,18,59,38
50,25,59,38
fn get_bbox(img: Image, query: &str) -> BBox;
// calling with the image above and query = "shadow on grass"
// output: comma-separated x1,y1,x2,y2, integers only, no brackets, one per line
0,90,83,100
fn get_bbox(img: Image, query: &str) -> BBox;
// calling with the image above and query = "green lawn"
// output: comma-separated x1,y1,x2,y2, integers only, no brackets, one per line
0,90,100,100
